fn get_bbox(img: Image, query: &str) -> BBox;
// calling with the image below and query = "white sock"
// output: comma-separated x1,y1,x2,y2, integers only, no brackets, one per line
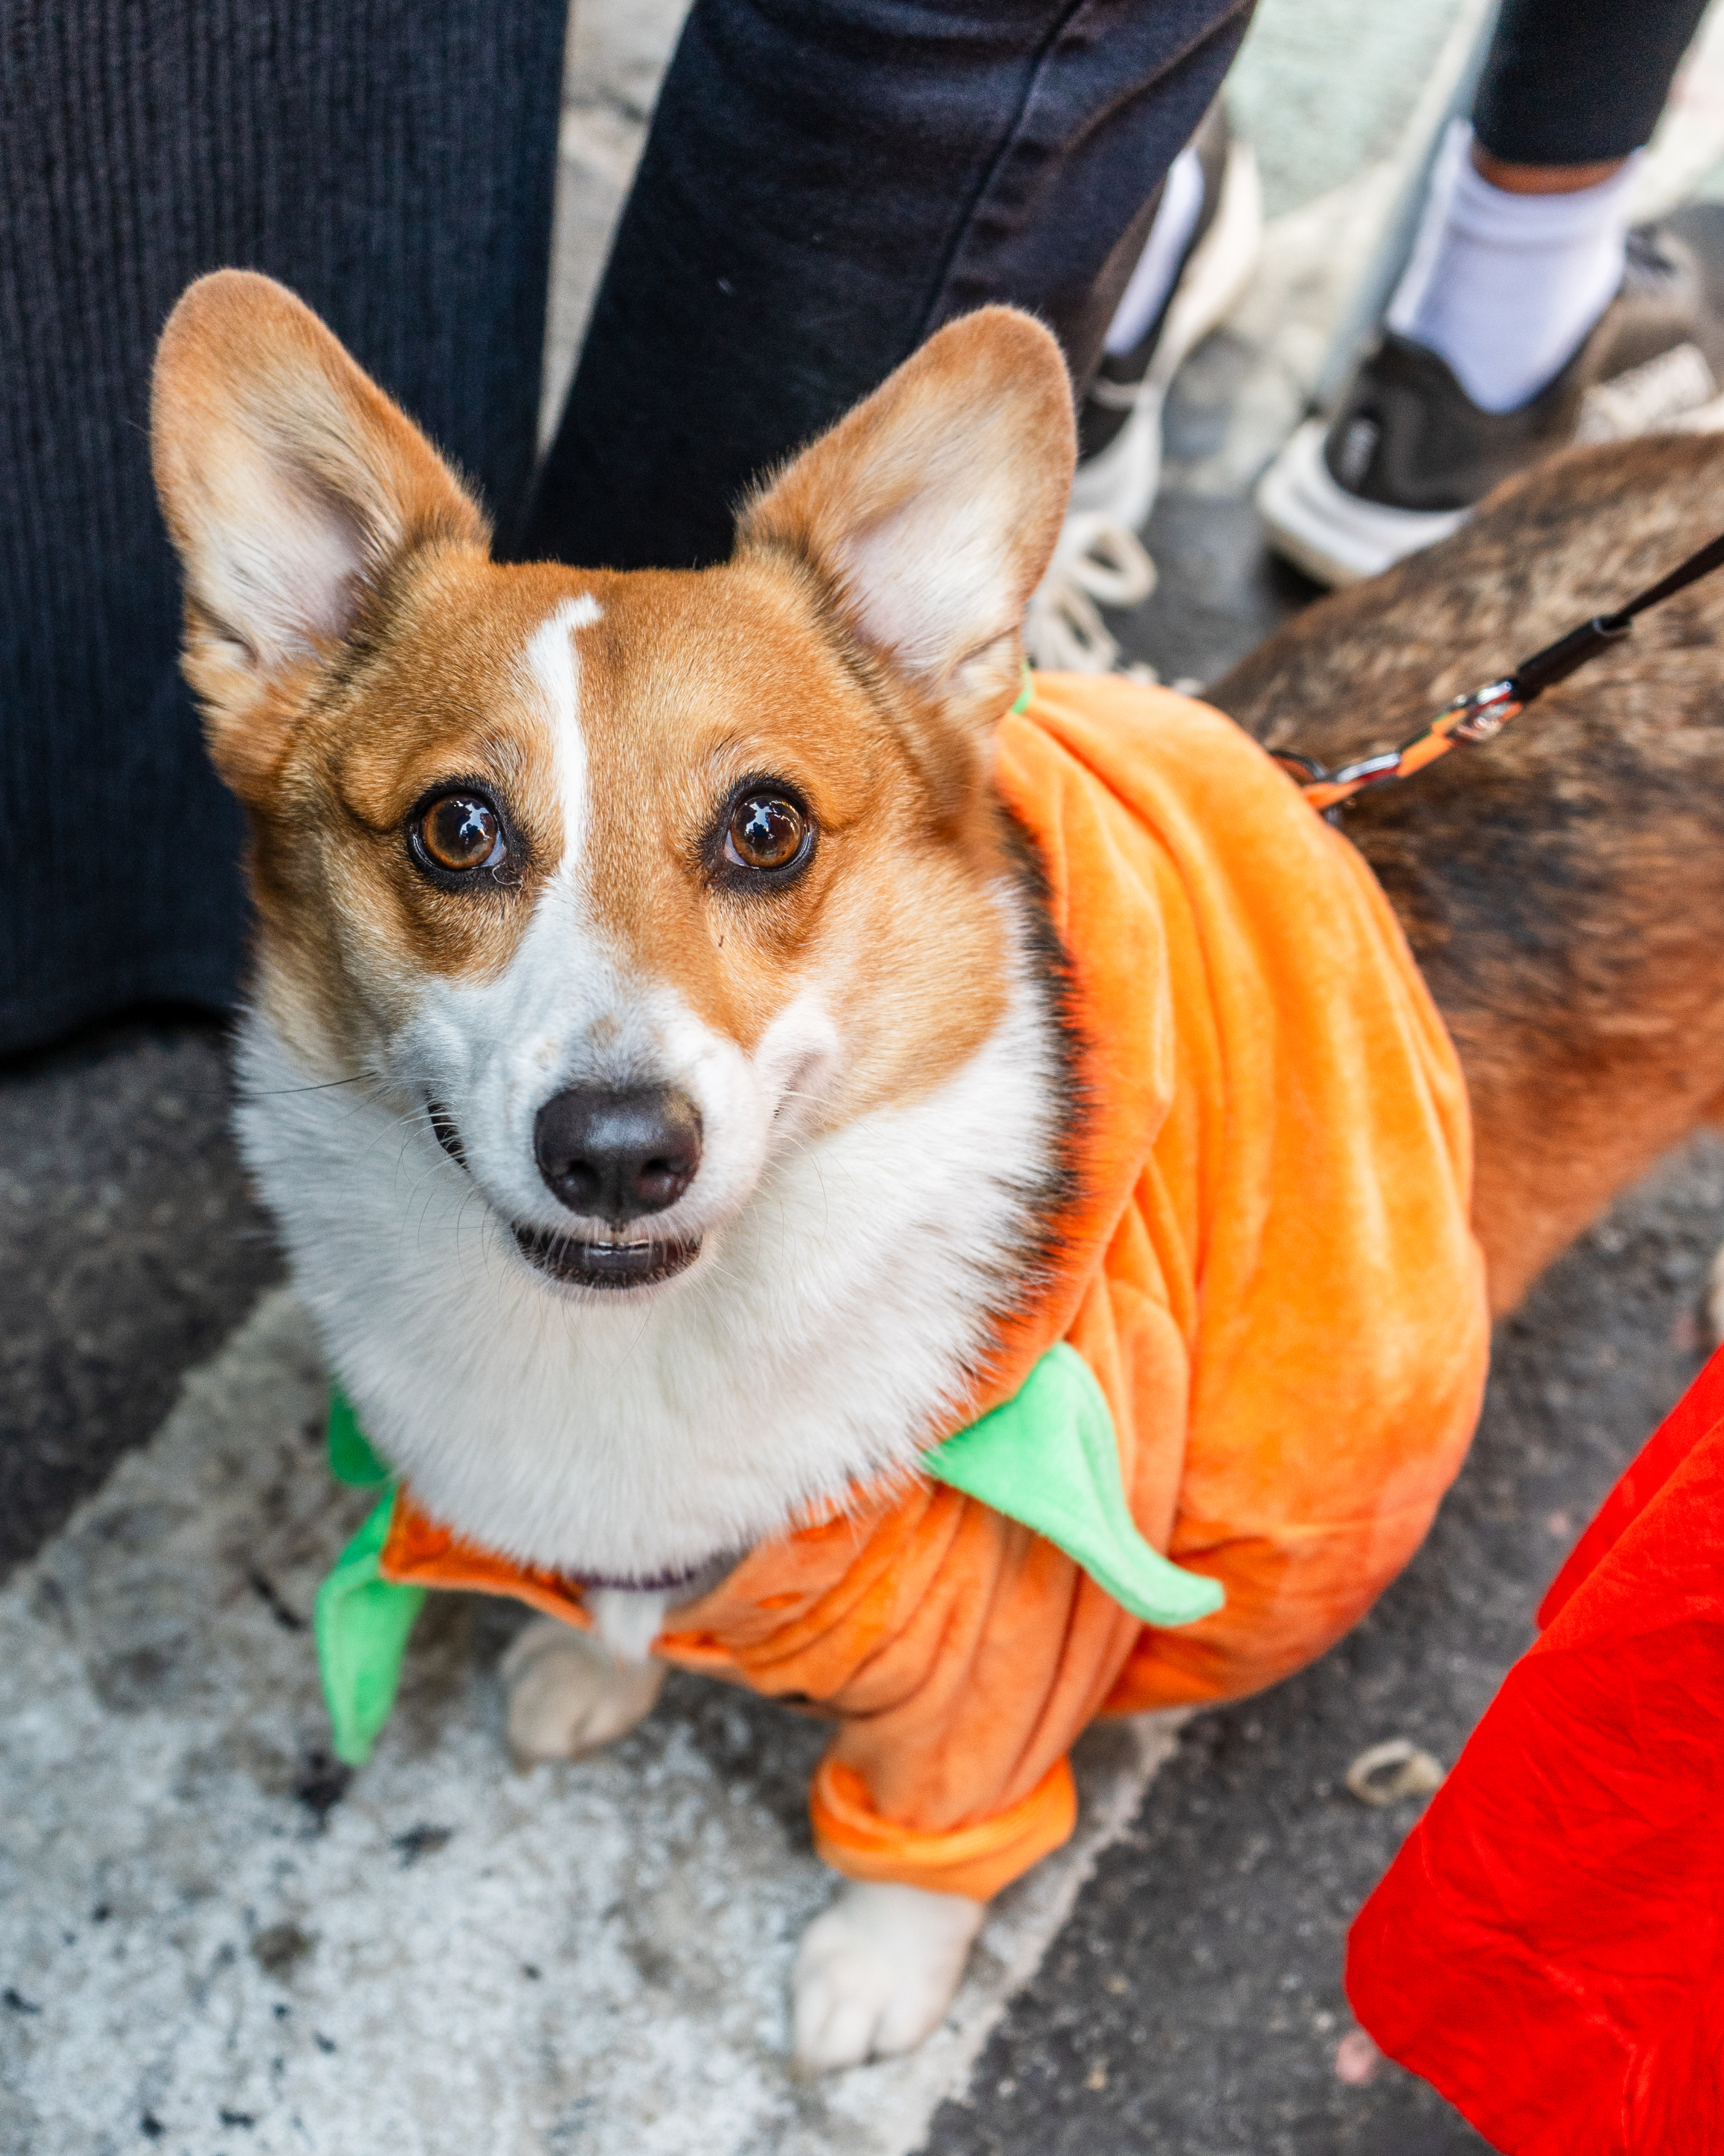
1386,121,1637,414
1104,144,1206,356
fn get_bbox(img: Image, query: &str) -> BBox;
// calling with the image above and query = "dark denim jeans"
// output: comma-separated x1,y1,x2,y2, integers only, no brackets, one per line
520,0,1256,573
1474,0,1712,167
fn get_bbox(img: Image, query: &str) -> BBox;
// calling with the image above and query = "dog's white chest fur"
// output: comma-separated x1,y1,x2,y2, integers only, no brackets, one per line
237,905,1061,1583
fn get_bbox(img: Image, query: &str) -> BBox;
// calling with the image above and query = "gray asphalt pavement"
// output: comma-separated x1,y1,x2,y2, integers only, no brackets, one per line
0,1015,280,1579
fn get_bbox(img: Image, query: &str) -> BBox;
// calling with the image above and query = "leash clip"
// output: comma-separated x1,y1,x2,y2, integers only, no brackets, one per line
1445,678,1518,744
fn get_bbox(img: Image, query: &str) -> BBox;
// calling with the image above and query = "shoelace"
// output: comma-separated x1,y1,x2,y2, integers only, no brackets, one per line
1023,513,1158,675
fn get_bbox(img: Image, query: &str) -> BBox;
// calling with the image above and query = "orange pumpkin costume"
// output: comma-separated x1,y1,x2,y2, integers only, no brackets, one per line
329,677,1489,1900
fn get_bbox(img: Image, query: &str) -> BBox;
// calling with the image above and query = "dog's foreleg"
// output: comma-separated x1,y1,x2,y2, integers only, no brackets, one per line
791,1880,987,2069
500,1617,665,1765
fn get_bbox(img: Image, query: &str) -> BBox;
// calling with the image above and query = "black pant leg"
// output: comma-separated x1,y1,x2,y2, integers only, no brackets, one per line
1474,0,1710,165
520,0,1254,574
0,0,566,1056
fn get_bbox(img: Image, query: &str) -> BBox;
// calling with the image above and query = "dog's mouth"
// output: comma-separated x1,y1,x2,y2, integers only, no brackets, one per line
431,1101,703,1291
511,1223,702,1291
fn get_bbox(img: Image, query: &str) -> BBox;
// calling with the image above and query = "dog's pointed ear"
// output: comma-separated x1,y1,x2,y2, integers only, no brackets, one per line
151,270,488,797
738,308,1074,793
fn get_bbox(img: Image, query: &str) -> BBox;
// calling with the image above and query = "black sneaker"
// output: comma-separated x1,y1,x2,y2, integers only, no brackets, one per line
1256,212,1724,587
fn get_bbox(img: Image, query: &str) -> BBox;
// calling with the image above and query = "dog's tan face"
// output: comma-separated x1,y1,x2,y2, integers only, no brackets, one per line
153,273,1074,1301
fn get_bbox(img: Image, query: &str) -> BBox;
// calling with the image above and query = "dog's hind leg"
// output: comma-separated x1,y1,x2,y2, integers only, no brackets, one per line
500,1618,665,1767
791,1881,987,2069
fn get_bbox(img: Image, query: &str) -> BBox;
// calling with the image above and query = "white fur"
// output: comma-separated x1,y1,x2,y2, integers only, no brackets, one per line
238,910,1056,1580
837,470,1024,686
499,1616,665,1763
239,605,1062,1588
522,593,599,837
191,471,360,663
183,371,412,668
792,1881,986,2068
586,1587,670,1663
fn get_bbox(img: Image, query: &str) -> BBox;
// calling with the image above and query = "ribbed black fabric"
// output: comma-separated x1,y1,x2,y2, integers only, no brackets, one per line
1474,0,1710,166
0,0,565,1055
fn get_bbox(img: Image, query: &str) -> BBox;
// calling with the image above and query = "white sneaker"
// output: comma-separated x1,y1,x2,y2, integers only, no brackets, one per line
1022,511,1157,674
1254,414,1467,587
1027,109,1263,671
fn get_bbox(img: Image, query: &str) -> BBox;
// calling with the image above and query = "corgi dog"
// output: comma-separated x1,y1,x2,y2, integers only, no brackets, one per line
151,271,1724,2071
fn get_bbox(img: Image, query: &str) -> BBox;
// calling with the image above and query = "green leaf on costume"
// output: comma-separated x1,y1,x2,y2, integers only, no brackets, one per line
924,1343,1224,1627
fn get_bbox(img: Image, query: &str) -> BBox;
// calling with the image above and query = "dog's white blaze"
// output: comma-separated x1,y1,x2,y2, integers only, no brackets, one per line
522,593,600,861
234,878,1059,1582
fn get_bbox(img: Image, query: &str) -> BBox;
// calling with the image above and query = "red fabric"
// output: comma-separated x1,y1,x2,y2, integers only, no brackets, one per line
1346,1347,1724,2151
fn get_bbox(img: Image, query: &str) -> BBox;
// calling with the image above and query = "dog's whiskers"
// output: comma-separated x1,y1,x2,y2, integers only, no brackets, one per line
244,1067,384,1098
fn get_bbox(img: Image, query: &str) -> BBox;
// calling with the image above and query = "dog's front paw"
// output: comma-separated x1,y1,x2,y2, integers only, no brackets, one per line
500,1617,665,1765
791,1881,986,2069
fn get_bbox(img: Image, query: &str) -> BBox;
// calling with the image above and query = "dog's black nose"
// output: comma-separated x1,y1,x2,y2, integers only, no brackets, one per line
533,1085,702,1222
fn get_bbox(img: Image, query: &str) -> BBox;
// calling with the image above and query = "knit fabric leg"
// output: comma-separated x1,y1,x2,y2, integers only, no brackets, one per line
0,0,566,1056
518,0,1254,574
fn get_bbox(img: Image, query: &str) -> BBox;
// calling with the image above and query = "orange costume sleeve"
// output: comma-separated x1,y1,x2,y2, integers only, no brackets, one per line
376,678,1489,1899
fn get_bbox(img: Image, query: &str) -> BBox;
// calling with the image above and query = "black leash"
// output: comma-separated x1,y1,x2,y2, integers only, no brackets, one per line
1270,524,1724,815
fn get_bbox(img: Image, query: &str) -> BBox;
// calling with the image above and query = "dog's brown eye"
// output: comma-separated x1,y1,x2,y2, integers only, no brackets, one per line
726,793,807,872
417,793,505,874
